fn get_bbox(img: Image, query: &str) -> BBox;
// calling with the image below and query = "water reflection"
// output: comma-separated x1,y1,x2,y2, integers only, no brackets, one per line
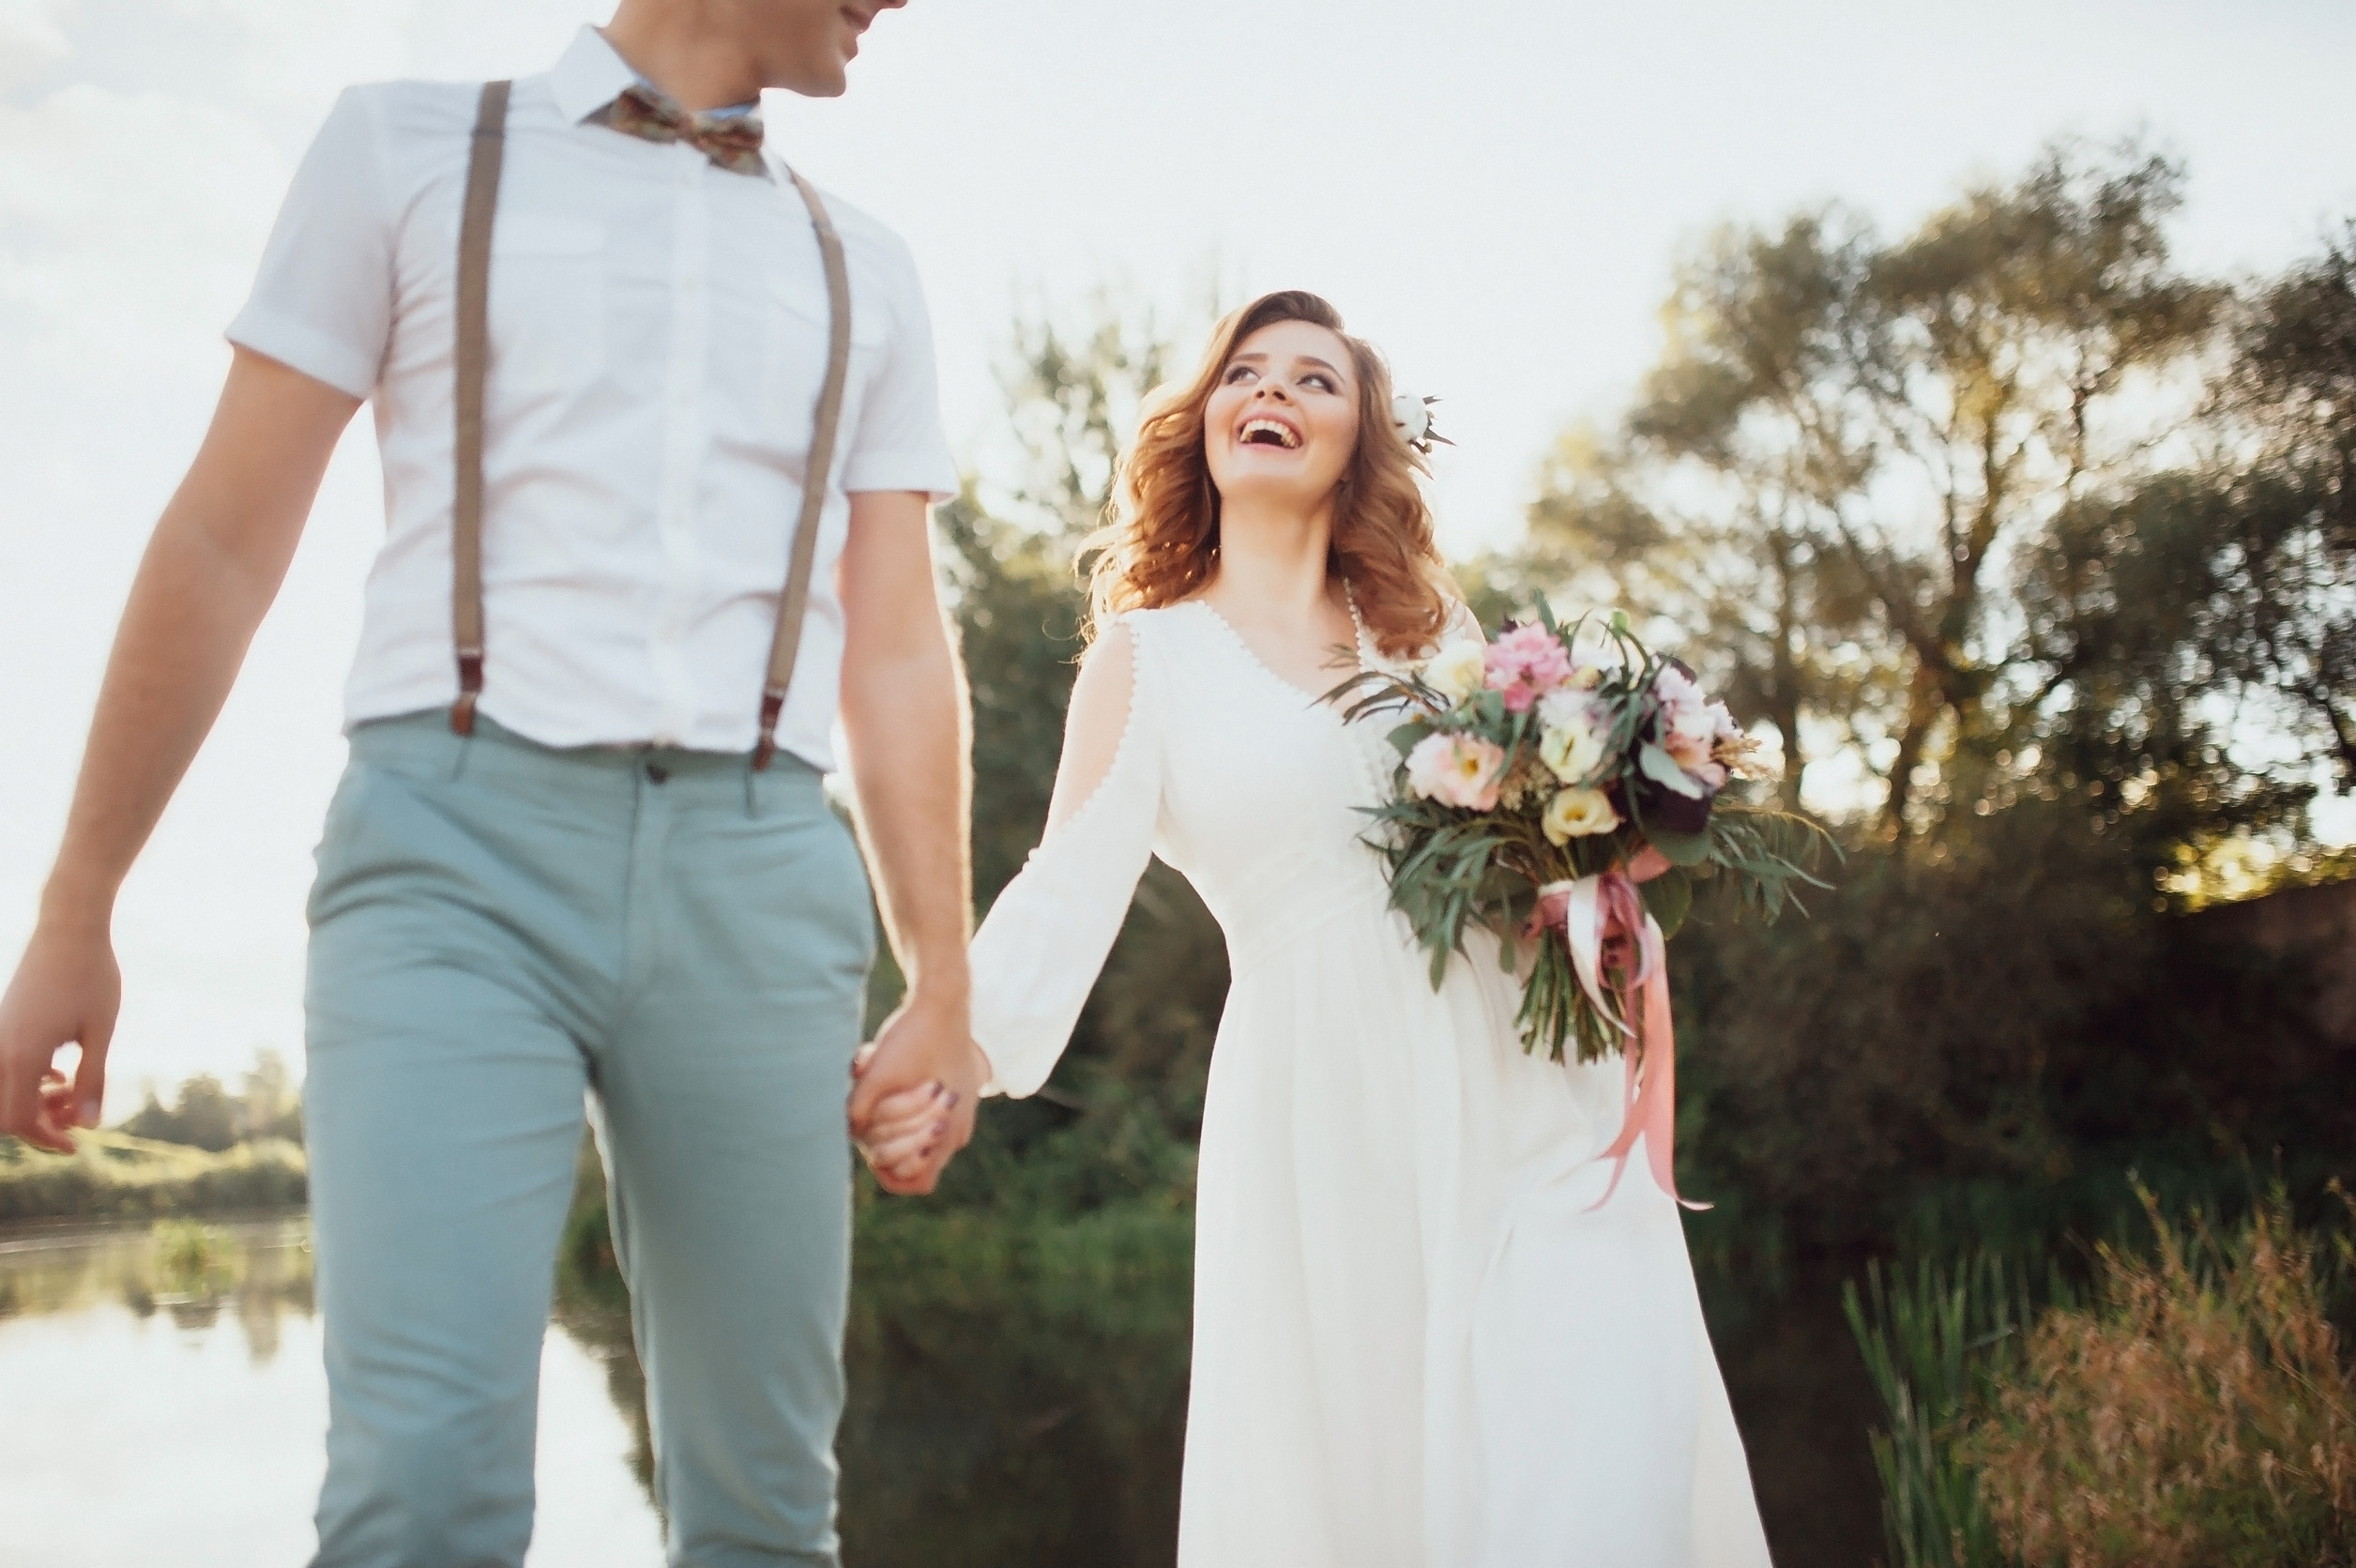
0,1214,313,1353
0,1214,1884,1566
0,1216,664,1568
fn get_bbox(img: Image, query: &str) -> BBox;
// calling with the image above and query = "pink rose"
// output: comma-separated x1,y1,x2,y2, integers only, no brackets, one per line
1482,624,1575,714
1652,664,1715,769
1405,731,1507,811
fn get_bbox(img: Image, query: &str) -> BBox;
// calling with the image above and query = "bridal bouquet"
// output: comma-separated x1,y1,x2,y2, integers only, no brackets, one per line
1333,605,1831,1070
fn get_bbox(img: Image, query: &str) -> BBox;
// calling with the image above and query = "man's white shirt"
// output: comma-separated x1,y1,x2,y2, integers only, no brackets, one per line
229,25,958,768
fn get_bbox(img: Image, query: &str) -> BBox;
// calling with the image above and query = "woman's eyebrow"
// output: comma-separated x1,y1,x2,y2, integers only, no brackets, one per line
1298,355,1345,380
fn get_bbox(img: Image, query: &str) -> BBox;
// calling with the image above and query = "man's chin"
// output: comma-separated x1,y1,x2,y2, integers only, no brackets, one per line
778,60,851,99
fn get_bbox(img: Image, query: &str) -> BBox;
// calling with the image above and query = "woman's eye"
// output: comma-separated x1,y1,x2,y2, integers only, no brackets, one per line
1302,373,1336,392
1223,364,1257,384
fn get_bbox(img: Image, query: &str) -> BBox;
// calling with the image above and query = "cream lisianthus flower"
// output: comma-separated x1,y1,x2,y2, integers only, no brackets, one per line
1542,786,1621,845
1536,690,1607,784
1421,640,1487,704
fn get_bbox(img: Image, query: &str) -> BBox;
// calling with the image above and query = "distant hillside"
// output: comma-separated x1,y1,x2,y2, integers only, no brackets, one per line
0,1131,305,1225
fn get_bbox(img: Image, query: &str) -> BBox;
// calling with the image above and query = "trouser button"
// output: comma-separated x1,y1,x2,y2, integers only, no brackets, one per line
646,763,670,784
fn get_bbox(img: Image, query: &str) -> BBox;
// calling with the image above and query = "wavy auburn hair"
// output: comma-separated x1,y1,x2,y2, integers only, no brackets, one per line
1081,290,1456,661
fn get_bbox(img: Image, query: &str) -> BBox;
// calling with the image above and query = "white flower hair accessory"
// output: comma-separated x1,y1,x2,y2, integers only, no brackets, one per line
1391,390,1452,457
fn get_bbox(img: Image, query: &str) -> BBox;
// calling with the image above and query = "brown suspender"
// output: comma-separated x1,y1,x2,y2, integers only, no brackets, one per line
757,167,855,771
448,79,509,738
448,79,856,770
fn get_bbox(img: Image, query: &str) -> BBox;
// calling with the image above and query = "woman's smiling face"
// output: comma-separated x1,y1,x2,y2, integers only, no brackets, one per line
1203,318,1361,510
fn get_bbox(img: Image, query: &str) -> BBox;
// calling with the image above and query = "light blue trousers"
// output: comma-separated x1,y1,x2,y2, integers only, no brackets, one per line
303,712,874,1568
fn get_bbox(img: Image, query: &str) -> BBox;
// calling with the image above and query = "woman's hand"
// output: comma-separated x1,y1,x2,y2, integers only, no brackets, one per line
1625,845,1673,884
850,1039,980,1194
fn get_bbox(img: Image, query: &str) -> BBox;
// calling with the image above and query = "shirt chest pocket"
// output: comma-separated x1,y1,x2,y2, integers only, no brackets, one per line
486,214,607,403
761,272,887,468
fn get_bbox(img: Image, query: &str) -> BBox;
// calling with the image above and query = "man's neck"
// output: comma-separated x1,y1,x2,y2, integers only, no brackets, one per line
600,6,766,114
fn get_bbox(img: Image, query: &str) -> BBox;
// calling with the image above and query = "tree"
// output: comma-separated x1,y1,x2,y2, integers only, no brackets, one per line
123,1072,241,1151
1530,143,2228,840
2205,223,2356,792
1519,207,1893,812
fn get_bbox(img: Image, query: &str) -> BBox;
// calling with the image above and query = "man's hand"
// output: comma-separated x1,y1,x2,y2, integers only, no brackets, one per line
848,996,988,1195
0,920,122,1152
0,348,354,1155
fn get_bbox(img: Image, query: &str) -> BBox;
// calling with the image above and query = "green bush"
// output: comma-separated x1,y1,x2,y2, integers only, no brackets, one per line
1674,801,2352,1259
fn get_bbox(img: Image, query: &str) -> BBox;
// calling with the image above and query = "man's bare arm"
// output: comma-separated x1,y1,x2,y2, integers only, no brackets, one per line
0,348,360,1150
835,490,983,1194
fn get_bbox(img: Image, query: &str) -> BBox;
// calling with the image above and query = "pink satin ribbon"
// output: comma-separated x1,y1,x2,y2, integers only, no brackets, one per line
1532,871,1708,1213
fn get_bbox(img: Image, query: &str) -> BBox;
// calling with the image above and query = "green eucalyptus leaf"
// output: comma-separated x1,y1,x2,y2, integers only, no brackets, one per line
1388,719,1435,756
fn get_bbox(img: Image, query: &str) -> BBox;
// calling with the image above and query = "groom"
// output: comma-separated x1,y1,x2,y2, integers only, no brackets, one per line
0,1,986,1563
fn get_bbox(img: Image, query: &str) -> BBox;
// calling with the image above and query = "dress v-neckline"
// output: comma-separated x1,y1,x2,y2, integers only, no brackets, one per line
1188,598,1367,712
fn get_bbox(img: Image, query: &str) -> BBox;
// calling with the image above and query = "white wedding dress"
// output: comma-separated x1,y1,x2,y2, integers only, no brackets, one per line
970,600,1774,1567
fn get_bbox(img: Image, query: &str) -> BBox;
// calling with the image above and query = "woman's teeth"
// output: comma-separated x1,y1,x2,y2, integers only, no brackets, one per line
1240,419,1301,449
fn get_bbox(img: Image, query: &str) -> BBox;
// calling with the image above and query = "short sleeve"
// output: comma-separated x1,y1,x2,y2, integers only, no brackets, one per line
839,235,957,500
224,86,394,400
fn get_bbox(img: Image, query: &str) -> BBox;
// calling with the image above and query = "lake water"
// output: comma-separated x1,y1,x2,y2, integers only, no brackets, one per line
0,1217,664,1567
0,1214,1887,1565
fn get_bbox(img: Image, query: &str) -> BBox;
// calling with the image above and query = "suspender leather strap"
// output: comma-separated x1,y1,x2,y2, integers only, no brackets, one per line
445,79,852,766
448,78,511,737
754,169,855,770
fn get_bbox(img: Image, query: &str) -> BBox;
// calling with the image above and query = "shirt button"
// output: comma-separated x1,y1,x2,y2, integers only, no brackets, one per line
646,763,670,785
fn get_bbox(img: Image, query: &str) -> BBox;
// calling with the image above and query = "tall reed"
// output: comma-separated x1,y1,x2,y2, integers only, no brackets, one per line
1845,1253,2070,1567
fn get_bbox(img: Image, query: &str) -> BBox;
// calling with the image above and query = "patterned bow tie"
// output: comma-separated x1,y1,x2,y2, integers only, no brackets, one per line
595,83,767,176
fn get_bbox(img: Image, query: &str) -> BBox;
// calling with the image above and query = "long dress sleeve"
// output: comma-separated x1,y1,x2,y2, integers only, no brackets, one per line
970,615,1164,1098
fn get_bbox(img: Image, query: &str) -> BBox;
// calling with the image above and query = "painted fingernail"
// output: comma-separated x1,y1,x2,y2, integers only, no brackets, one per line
78,1099,99,1128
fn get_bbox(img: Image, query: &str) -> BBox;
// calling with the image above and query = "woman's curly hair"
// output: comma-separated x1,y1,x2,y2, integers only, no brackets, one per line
1080,290,1456,661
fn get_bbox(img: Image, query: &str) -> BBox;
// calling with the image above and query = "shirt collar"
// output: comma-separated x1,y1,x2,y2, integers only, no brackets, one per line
549,25,639,124
549,24,761,125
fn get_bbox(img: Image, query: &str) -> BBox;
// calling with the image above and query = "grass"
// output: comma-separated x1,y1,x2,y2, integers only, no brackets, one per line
1964,1189,2356,1567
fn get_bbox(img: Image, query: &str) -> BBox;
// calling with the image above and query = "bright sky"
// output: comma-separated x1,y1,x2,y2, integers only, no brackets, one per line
4,0,2354,1096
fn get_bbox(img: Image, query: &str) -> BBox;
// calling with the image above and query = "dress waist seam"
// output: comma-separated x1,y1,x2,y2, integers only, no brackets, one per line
1224,892,1371,982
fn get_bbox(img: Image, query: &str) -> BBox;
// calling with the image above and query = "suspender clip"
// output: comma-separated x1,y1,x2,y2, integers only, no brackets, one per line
450,649,485,737
752,689,785,771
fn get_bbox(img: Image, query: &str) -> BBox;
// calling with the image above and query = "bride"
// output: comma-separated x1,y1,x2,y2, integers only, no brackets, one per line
864,290,1773,1566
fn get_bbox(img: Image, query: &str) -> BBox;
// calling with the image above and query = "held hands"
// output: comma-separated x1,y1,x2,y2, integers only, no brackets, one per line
846,991,989,1196
0,921,122,1153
